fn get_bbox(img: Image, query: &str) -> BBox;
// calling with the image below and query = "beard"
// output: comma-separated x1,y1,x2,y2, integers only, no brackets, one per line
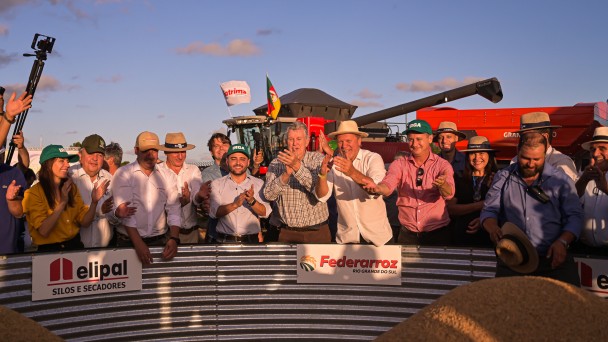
230,165,247,176
519,164,543,178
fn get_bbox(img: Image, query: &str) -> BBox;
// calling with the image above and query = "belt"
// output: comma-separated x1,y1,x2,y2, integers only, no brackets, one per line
117,232,166,244
280,221,328,232
216,232,258,243
179,225,200,235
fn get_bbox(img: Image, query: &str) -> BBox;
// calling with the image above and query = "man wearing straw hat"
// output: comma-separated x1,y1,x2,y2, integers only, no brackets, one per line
315,120,392,246
158,132,210,244
434,121,467,175
481,132,583,285
572,127,608,255
512,111,578,181
111,131,182,265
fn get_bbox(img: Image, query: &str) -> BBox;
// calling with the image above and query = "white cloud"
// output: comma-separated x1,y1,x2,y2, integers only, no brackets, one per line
350,100,384,108
175,39,261,57
355,88,382,99
95,74,123,83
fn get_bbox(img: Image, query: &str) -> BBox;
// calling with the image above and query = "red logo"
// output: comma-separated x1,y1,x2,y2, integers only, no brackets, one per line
50,258,73,281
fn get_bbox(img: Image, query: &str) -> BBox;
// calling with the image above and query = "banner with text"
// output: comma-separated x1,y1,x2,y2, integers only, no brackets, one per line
32,249,142,301
575,257,608,298
297,244,402,285
220,80,251,106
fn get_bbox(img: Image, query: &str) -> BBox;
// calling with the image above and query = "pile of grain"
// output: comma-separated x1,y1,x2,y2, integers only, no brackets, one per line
376,276,608,341
0,306,62,341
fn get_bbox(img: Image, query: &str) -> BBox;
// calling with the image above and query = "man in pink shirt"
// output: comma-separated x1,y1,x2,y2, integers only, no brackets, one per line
364,119,455,245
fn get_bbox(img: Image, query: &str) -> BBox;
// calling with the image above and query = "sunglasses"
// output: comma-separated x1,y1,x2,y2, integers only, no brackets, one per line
416,167,424,187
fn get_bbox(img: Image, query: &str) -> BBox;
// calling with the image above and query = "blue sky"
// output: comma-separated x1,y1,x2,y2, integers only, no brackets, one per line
1,0,607,162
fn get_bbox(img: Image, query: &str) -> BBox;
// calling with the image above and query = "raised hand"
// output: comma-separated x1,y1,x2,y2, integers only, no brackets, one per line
180,181,191,207
115,201,137,218
253,149,264,167
233,191,247,207
101,196,114,214
5,180,22,201
12,131,25,149
5,92,33,120
60,178,73,206
333,156,354,177
244,184,255,204
92,179,109,204
277,149,300,173
318,131,333,155
320,153,332,176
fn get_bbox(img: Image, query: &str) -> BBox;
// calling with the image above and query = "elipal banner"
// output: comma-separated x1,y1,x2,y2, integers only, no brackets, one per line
296,244,402,285
32,249,142,301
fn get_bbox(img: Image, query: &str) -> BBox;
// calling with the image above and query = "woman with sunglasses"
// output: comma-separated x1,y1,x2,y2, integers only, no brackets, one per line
23,144,109,252
446,136,497,247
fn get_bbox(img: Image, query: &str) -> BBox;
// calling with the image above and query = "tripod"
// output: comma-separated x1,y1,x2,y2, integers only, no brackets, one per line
5,34,55,165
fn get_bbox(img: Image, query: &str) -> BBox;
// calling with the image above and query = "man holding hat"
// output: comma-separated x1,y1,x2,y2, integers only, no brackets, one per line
434,121,467,175
364,119,455,246
481,132,583,285
69,134,120,248
573,127,608,255
511,111,578,181
209,144,270,243
315,120,392,246
111,131,181,264
158,132,209,244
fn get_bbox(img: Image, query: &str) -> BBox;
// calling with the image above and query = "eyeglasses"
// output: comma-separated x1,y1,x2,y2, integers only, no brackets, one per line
416,167,424,187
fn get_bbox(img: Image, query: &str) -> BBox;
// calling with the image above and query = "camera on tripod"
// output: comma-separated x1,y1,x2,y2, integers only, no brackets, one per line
31,34,55,54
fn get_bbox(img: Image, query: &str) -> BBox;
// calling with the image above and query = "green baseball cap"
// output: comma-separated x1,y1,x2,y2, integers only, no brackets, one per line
82,134,106,154
404,119,432,135
226,144,251,158
39,144,80,164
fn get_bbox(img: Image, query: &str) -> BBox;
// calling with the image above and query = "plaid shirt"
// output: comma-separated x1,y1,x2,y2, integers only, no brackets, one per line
263,151,328,228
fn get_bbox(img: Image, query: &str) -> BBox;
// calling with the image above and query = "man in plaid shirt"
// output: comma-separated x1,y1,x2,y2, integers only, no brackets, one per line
263,122,330,243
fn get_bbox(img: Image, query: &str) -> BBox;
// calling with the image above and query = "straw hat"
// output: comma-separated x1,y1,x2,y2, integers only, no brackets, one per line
495,222,539,274
135,131,167,151
163,132,195,152
433,121,467,141
581,126,608,151
327,120,368,139
514,112,561,133
460,136,498,153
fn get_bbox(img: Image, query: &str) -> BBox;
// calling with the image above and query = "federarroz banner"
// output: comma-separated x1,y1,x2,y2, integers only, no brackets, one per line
32,249,142,301
297,244,402,285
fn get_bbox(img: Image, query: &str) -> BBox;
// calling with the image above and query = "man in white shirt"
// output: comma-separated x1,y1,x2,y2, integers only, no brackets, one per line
209,144,271,243
69,134,117,247
315,120,392,246
111,131,181,265
573,127,608,255
158,132,209,244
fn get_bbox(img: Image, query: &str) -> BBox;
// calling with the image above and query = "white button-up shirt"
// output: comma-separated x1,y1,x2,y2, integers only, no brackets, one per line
69,164,117,247
158,162,203,229
111,161,181,238
210,174,271,236
580,174,608,247
318,149,392,246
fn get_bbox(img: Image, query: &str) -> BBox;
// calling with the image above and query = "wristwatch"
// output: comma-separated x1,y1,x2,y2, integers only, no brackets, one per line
248,198,257,206
169,236,181,245
558,238,569,249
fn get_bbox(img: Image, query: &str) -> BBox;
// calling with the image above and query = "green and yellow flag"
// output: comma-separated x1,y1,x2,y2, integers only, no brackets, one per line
266,75,281,119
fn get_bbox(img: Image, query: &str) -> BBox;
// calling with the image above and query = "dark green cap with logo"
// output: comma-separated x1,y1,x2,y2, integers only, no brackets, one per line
39,144,80,164
226,144,251,158
403,119,433,135
82,134,106,154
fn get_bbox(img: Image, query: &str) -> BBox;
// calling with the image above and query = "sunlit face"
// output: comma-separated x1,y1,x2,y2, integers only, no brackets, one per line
227,152,249,176
468,152,489,173
210,138,230,161
52,158,70,181
437,132,458,153
136,147,159,172
518,145,545,178
337,133,361,161
287,128,309,159
79,149,104,177
590,142,608,171
407,133,433,158
165,151,186,169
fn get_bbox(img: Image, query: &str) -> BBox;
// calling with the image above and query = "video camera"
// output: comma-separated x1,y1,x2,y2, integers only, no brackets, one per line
31,34,55,54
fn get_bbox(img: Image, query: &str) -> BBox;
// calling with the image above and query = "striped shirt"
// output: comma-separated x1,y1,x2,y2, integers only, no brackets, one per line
263,151,328,228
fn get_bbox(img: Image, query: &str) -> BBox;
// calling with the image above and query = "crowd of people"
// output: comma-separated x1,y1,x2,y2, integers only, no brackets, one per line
1,89,607,286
